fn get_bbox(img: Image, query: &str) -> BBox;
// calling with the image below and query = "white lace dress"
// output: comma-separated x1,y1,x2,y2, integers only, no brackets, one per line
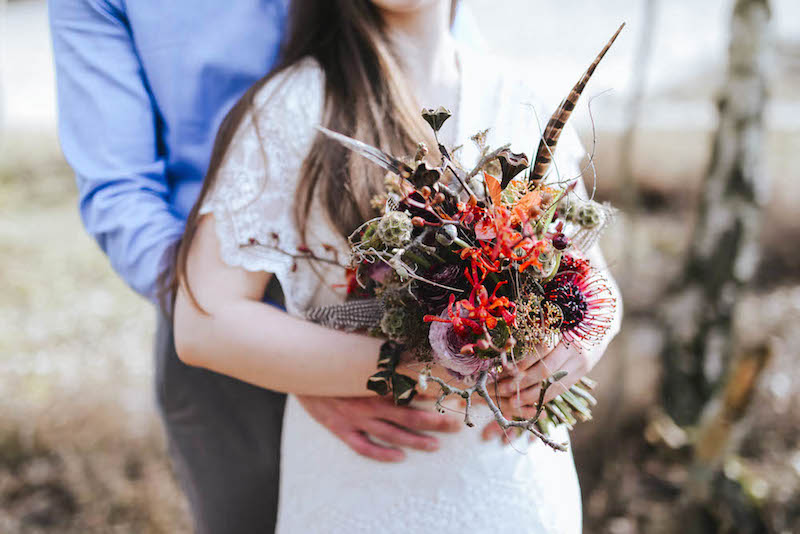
201,52,586,534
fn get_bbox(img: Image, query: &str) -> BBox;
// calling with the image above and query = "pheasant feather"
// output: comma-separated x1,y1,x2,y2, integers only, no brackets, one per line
528,23,625,187
306,299,385,332
316,126,414,181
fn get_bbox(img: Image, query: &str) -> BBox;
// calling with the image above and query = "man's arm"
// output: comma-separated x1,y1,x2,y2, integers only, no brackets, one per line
50,0,184,301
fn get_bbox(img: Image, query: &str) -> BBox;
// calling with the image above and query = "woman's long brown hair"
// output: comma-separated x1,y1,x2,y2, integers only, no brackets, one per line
165,0,456,311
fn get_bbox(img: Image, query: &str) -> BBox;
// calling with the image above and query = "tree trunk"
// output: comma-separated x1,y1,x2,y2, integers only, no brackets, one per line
660,0,771,427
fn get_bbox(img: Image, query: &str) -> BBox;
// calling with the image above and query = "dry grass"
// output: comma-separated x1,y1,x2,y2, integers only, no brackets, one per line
0,135,190,533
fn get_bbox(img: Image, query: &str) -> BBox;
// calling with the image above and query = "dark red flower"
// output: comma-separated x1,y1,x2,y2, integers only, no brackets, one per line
414,263,468,314
543,255,615,348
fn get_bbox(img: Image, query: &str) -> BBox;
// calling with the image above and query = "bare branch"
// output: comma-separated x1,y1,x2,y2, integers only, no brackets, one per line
423,370,569,452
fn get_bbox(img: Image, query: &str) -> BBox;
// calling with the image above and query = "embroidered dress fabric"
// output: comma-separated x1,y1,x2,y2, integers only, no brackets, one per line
201,52,586,534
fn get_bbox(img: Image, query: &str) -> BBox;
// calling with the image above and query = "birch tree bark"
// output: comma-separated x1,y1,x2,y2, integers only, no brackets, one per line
660,0,772,427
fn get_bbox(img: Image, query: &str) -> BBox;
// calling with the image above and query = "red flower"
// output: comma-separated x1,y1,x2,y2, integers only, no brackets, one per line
423,262,517,336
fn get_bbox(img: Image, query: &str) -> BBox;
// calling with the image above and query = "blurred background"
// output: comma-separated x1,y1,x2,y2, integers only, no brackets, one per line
1,0,797,532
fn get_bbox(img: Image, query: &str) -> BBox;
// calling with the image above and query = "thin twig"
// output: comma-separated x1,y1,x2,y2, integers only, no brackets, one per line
465,143,512,180
424,370,569,451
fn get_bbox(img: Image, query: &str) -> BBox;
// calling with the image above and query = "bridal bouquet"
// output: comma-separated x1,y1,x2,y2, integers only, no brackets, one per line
308,25,624,451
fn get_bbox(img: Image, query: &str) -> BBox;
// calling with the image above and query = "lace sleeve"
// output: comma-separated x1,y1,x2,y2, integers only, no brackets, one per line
199,59,325,278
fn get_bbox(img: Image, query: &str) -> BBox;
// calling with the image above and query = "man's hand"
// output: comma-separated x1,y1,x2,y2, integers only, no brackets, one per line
296,395,462,462
481,340,608,442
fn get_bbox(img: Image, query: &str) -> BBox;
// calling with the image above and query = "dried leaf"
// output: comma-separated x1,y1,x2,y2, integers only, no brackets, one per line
483,172,502,207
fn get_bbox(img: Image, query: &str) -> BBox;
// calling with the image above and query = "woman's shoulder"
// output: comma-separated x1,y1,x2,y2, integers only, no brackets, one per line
249,57,326,132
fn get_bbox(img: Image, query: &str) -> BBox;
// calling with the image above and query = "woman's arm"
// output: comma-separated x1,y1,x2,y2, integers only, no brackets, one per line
174,214,386,397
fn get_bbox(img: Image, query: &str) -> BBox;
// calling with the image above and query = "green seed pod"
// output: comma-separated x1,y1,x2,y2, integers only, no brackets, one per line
436,224,458,246
559,196,577,222
380,307,407,341
575,203,602,229
376,211,413,248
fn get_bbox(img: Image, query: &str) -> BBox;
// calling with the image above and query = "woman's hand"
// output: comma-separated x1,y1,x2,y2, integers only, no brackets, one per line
482,244,623,442
498,341,604,404
400,355,579,421
481,339,610,442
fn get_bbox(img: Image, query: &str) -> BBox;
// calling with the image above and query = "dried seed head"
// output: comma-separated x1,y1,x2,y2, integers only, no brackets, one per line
498,149,530,189
414,142,428,162
377,212,413,247
380,307,408,341
576,203,602,229
421,106,452,132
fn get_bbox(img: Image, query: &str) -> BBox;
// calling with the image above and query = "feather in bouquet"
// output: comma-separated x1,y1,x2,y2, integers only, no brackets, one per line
307,24,624,451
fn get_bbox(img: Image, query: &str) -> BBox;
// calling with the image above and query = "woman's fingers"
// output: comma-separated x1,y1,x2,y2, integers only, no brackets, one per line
478,345,596,443
507,384,542,409
499,343,553,378
496,343,573,397
542,357,585,404
481,421,502,441
511,343,551,370
509,351,588,407
481,421,515,444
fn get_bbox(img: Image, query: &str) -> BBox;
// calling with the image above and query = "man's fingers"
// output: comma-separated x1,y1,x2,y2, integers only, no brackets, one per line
378,404,462,433
362,419,440,452
339,430,405,463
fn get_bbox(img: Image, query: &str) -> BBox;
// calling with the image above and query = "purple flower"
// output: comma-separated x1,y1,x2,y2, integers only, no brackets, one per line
428,310,491,380
413,263,468,314
366,262,392,284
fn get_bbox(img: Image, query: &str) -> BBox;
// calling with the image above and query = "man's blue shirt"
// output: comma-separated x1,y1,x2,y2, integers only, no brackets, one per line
49,0,288,301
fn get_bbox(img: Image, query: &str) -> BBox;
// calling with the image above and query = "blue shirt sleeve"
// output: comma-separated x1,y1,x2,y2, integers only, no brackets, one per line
50,0,185,302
